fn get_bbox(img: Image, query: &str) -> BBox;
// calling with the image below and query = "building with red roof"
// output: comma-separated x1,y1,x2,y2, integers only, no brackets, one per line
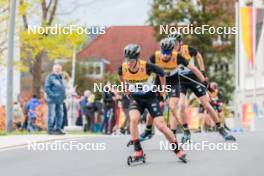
77,26,159,78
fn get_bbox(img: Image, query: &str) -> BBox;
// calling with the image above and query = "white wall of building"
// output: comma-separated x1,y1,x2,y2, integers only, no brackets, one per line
0,6,21,106
0,53,21,106
235,0,264,131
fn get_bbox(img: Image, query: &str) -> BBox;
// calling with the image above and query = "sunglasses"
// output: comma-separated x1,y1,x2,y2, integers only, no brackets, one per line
161,49,172,55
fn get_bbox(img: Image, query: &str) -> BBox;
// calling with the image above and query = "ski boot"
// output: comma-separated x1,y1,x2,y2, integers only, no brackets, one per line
127,140,134,147
218,127,236,141
120,128,126,135
127,150,146,166
181,129,191,143
127,129,153,147
140,128,154,141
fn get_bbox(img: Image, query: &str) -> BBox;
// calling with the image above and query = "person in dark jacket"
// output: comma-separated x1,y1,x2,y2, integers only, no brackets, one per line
100,82,116,134
22,101,29,130
44,64,66,135
26,95,41,132
80,90,97,132
120,94,130,134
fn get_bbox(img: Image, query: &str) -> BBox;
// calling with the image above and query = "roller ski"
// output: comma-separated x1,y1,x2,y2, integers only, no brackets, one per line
127,150,146,166
127,129,153,147
218,127,236,141
172,143,188,163
175,150,188,163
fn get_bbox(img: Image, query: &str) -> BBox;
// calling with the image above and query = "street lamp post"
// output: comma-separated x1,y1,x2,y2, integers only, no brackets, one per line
6,0,17,132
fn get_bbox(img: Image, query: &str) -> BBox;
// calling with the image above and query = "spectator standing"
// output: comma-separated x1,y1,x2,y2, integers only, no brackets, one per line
61,71,74,128
26,95,41,132
13,102,24,130
66,92,80,126
93,100,103,132
35,97,48,130
80,90,97,132
44,64,66,135
22,101,29,130
100,82,116,134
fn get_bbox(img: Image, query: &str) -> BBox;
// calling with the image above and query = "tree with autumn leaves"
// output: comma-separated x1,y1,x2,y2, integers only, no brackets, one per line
149,0,236,103
0,0,8,63
0,0,86,98
19,0,86,97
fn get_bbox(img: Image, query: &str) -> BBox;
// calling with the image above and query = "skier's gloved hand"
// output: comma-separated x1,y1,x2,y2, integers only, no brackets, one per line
202,80,208,87
180,66,185,71
202,81,214,92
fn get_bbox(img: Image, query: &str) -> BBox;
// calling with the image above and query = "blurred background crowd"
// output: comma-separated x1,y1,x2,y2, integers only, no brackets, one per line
0,65,234,135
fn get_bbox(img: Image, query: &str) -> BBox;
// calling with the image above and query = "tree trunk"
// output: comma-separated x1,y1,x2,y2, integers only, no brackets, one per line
32,52,43,98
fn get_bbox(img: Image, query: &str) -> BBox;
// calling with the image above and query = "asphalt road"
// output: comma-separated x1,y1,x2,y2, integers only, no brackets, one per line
0,132,263,176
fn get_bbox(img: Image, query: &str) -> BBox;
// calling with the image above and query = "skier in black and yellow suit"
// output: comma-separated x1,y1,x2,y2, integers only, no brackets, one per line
140,38,207,140
169,33,235,141
118,44,187,163
168,32,208,142
140,38,236,142
141,32,207,141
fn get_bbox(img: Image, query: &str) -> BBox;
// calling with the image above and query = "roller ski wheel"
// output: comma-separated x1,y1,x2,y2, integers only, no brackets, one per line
224,135,236,141
127,156,132,165
176,150,187,164
127,152,146,166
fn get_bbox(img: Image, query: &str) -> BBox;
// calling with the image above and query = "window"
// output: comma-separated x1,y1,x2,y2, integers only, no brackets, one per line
95,65,101,75
87,65,94,74
82,61,104,78
214,63,229,72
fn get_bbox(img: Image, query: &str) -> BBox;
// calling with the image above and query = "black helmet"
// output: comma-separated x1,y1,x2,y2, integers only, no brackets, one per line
124,44,140,59
160,38,175,51
168,31,182,42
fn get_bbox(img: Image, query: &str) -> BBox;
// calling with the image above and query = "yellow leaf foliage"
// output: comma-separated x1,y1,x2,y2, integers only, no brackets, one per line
20,26,86,60
18,1,31,16
0,0,8,7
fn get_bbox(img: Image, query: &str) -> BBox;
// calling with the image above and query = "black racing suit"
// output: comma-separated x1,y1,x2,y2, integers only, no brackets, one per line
118,61,165,118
